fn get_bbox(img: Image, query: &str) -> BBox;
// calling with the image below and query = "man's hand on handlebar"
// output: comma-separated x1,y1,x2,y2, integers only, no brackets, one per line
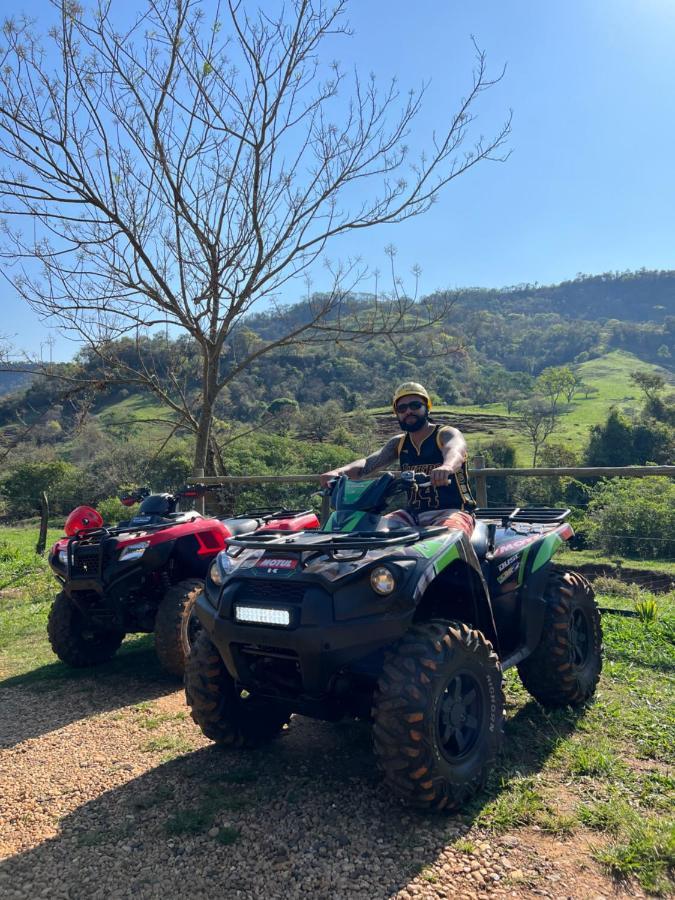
319,469,343,488
429,465,454,488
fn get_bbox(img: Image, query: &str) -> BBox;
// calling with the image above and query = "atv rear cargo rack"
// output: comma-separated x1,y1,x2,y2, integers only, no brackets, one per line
475,507,570,527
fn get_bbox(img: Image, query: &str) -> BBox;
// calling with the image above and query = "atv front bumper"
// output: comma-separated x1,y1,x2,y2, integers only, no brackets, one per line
195,569,418,697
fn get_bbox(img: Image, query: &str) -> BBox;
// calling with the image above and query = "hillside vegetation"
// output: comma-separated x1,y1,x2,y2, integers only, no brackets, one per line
0,270,672,534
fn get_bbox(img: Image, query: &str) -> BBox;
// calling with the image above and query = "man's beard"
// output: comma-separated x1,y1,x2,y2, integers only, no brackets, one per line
400,412,428,432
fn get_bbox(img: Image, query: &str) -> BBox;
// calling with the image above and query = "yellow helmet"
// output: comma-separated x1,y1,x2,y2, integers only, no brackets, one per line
392,381,432,411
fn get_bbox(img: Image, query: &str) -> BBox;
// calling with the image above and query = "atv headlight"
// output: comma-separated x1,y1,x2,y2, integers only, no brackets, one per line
370,566,396,595
209,551,236,587
58,549,68,566
118,541,150,562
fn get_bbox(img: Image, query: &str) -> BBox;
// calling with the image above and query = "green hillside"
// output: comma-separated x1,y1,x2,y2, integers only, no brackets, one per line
362,351,672,465
0,270,673,491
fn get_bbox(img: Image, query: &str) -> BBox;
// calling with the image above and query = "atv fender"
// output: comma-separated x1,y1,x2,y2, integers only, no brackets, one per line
504,525,573,669
413,530,499,652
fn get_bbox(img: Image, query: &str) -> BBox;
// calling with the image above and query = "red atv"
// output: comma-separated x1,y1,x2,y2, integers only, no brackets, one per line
47,485,319,676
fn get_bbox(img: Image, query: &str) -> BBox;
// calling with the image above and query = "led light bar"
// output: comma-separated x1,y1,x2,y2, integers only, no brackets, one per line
234,605,291,627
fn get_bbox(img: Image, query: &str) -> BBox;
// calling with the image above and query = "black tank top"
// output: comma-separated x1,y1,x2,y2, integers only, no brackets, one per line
398,424,476,513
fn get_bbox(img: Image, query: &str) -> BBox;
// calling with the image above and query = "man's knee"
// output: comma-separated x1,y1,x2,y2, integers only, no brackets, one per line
439,511,474,537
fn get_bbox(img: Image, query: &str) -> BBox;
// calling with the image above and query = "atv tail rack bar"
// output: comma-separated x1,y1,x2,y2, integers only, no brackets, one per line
475,507,570,527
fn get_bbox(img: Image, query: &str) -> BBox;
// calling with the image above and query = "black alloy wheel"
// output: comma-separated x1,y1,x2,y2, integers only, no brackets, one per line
437,670,483,762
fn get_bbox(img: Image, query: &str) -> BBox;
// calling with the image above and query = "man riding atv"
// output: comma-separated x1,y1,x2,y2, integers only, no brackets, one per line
320,381,475,536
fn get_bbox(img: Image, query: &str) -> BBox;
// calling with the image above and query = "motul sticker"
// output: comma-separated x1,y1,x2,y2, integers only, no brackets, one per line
256,558,297,569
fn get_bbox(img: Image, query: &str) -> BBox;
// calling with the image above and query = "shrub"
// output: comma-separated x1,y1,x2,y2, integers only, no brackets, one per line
587,477,675,559
476,439,516,506
586,408,674,466
635,595,659,623
0,460,79,519
97,496,130,526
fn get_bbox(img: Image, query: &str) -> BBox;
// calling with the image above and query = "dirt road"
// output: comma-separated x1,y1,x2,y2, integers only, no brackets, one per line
0,670,644,900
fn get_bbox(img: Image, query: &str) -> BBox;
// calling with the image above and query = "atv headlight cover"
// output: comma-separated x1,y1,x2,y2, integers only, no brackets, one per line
209,550,236,586
118,541,150,562
370,565,396,595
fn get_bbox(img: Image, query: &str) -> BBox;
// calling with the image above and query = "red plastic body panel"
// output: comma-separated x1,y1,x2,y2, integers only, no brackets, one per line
113,517,233,551
258,512,320,532
53,516,233,555
52,510,318,560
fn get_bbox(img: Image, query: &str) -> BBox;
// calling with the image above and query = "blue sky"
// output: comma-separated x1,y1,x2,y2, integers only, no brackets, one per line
4,0,675,360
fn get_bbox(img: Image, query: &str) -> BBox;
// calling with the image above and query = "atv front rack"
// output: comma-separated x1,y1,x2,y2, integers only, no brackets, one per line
475,507,570,528
227,525,449,557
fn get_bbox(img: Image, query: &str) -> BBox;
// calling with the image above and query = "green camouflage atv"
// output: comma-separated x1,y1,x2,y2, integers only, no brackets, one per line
185,471,602,810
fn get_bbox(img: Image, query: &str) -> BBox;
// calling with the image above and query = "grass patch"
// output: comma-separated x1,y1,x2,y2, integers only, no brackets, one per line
384,350,671,463
635,595,659,623
556,738,624,778
555,547,675,577
577,795,633,835
595,817,675,896
135,709,187,730
452,838,476,854
539,812,577,836
215,826,240,846
165,807,214,836
419,866,439,884
139,735,193,757
476,776,545,832
164,783,251,838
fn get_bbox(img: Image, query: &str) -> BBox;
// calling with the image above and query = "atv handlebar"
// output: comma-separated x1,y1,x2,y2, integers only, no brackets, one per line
323,470,431,495
119,483,223,506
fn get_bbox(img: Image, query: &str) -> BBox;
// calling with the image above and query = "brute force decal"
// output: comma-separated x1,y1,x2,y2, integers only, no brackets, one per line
497,554,518,573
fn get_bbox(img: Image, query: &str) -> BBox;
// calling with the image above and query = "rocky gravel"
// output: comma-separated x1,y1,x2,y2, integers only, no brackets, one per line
0,675,646,900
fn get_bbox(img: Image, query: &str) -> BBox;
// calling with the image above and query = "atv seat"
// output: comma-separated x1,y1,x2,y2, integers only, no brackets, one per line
222,517,261,536
470,520,490,558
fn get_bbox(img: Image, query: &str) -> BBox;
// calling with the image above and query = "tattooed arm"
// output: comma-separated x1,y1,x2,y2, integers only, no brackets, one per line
319,435,401,487
429,427,468,487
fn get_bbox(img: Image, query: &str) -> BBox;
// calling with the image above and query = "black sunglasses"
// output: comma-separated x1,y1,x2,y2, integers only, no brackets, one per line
396,400,425,413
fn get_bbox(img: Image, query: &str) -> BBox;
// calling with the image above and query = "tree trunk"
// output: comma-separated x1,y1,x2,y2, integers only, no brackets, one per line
193,351,219,474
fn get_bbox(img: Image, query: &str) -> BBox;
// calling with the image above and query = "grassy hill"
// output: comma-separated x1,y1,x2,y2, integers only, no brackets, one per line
361,351,672,465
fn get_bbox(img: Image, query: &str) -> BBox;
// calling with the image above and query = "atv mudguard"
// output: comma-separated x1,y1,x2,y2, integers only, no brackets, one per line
490,525,573,669
411,529,500,652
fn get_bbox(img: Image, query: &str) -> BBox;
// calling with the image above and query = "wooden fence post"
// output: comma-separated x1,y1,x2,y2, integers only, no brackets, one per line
193,467,205,515
36,491,49,556
320,490,331,526
473,456,488,508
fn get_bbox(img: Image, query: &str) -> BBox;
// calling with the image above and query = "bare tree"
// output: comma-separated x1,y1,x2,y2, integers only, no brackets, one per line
0,0,510,472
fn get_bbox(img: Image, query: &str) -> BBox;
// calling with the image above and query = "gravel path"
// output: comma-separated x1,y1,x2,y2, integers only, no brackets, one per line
0,675,646,900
